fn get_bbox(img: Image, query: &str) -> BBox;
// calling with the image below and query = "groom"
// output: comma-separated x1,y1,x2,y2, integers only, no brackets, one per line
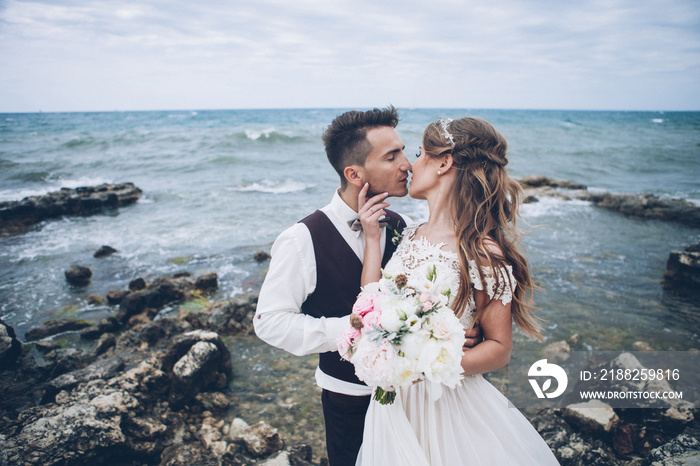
254,106,479,466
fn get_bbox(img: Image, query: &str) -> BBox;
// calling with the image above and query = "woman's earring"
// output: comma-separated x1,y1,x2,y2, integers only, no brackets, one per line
437,170,442,175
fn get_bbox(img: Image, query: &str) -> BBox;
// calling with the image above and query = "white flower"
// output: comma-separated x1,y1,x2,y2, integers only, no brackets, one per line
351,338,398,389
378,295,413,333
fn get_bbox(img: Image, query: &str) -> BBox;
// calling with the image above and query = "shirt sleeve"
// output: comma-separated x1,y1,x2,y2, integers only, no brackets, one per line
253,223,350,356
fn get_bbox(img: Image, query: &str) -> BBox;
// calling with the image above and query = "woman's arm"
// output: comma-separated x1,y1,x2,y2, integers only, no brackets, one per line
358,183,389,286
460,288,513,375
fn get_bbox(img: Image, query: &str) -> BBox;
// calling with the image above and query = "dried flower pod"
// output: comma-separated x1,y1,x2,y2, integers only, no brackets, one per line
395,274,408,289
350,314,363,329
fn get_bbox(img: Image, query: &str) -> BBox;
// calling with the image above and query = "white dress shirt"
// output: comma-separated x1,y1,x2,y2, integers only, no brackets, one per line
254,190,409,396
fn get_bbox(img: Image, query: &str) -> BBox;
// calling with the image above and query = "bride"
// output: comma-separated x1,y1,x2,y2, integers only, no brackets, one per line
355,117,560,465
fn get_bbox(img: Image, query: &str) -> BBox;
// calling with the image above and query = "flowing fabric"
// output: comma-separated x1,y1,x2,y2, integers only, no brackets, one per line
356,225,559,465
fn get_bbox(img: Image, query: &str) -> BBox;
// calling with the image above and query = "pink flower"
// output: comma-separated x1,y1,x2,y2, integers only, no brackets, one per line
337,327,361,361
352,291,383,317
361,309,381,329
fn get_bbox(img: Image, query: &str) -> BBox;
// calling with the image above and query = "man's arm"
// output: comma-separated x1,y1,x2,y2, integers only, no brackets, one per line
254,223,350,356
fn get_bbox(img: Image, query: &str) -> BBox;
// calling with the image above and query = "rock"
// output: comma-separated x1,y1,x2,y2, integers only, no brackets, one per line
643,434,700,466
238,421,284,458
613,424,637,456
64,264,92,287
160,443,222,466
25,318,94,341
543,339,571,362
195,272,218,292
633,341,655,351
129,277,147,291
584,193,700,228
229,417,250,442
254,250,272,262
664,244,700,295
563,400,619,434
106,289,130,304
163,330,232,405
93,245,117,258
518,175,587,190
42,356,125,403
0,318,22,370
118,278,187,323
0,182,142,236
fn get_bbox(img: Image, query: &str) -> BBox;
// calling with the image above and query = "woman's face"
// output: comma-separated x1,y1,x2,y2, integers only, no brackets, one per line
408,146,441,199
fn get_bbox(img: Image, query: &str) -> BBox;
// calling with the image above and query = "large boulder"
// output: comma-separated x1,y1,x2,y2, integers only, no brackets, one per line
25,318,94,341
64,265,92,287
664,243,700,295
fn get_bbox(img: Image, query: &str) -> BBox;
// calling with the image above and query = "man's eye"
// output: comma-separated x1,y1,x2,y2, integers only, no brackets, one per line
415,152,421,158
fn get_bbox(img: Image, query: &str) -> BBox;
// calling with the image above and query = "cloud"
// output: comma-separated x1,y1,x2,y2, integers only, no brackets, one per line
0,0,698,111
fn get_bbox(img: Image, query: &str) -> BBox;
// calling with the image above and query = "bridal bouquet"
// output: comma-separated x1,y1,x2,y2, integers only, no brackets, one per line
337,263,466,404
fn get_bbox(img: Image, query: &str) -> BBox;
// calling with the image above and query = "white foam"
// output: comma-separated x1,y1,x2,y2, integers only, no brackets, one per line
244,127,277,140
652,118,664,124
0,176,113,202
520,196,591,218
230,179,311,194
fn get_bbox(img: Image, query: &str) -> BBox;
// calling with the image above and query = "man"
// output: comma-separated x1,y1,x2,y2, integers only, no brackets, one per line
254,106,479,466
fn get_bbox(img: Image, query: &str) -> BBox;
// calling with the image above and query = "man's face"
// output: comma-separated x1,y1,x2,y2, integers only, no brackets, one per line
361,126,412,198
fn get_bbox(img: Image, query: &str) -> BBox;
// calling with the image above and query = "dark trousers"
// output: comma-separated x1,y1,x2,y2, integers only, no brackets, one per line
321,389,371,466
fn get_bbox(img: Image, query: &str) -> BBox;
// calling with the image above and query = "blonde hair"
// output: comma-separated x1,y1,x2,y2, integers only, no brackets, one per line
423,117,543,340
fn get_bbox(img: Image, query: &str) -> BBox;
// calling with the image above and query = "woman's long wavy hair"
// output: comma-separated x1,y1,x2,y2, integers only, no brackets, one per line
422,117,543,340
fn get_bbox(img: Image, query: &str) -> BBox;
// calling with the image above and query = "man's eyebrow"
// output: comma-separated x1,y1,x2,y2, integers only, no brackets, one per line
385,145,405,156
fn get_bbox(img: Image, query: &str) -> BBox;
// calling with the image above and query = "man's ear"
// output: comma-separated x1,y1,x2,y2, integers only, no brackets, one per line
344,165,365,188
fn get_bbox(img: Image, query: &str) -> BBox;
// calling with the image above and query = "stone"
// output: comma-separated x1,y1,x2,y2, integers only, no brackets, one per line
0,318,22,370
633,341,655,351
93,245,117,258
129,277,147,291
584,193,700,228
42,357,124,403
106,289,130,304
254,250,272,262
240,421,284,458
563,400,619,434
25,318,94,341
664,244,700,295
194,272,218,292
644,434,700,465
64,265,92,287
0,182,142,236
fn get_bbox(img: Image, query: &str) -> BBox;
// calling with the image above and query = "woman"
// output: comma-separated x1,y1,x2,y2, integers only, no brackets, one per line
355,117,559,465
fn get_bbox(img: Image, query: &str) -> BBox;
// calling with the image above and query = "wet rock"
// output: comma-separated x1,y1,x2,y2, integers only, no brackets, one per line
563,400,619,434
106,289,130,304
519,175,587,190
543,340,571,362
93,245,117,258
42,356,124,404
25,318,94,341
80,316,121,340
92,332,117,356
163,330,232,405
64,264,92,287
0,182,142,236
642,433,700,465
129,277,147,291
664,243,700,296
195,272,219,293
0,318,22,370
233,421,285,458
584,193,700,228
118,280,185,323
160,443,222,466
633,341,655,351
254,250,272,262
205,291,258,335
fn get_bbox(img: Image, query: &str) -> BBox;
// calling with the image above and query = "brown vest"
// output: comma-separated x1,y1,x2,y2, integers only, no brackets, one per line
300,209,406,385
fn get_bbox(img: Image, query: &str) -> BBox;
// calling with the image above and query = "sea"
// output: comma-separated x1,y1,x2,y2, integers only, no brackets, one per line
1,108,699,354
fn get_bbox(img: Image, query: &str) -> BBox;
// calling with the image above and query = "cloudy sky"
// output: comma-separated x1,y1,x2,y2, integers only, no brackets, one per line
1,0,699,113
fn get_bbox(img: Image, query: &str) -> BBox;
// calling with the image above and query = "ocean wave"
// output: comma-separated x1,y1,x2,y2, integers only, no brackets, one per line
240,128,304,142
652,118,664,124
0,176,113,202
230,179,312,194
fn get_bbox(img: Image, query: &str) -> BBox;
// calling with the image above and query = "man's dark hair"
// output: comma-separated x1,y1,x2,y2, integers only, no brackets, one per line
322,105,399,187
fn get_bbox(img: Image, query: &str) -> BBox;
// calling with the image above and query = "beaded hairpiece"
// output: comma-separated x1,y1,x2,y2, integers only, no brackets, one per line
439,118,455,146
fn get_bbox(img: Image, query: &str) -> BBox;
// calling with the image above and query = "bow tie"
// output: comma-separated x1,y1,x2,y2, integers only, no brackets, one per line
348,216,389,231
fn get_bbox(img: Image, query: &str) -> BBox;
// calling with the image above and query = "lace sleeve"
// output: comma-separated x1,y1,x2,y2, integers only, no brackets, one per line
468,260,517,305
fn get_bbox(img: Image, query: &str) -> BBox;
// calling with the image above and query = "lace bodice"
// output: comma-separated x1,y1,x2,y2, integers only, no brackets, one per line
383,225,517,327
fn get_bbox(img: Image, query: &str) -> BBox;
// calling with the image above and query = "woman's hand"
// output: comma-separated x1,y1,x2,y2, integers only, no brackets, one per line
357,183,390,242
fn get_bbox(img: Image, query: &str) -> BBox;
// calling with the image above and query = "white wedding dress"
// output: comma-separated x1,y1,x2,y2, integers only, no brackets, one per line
356,225,559,465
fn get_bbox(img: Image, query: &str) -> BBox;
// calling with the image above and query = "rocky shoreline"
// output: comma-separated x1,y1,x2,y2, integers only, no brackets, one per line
1,178,699,465
0,183,142,236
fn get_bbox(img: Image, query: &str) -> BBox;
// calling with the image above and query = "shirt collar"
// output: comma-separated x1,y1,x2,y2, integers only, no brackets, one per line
329,189,363,238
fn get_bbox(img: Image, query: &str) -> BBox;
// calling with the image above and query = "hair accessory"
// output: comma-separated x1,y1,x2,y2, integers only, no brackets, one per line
439,118,455,146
